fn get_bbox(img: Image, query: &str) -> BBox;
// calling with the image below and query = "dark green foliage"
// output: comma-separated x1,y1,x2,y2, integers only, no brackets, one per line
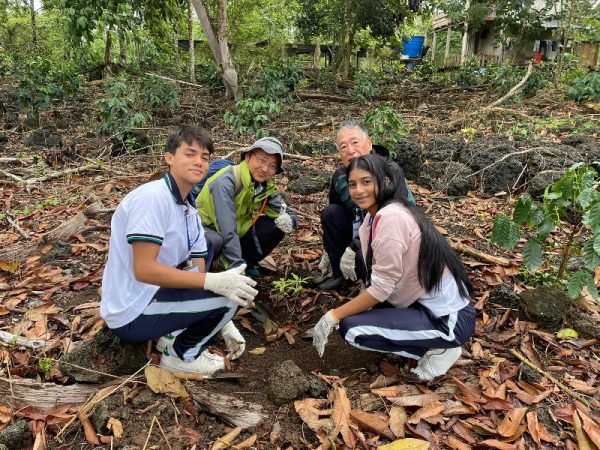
224,99,282,138
363,105,405,154
568,72,600,103
195,60,223,87
453,57,483,87
347,71,379,103
492,164,600,300
248,59,303,102
139,75,179,111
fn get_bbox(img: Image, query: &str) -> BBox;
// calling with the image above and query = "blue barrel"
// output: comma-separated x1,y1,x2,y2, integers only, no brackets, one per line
402,36,425,58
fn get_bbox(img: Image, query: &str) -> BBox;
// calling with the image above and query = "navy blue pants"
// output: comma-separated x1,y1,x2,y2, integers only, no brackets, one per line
205,216,285,267
339,302,476,359
321,204,367,279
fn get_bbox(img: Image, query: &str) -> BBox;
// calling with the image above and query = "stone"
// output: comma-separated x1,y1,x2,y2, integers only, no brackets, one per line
391,137,422,180
59,327,147,383
489,283,520,310
306,377,328,398
519,286,571,329
267,360,311,406
419,161,473,196
566,307,600,340
0,420,33,450
527,171,563,198
422,135,465,162
25,128,61,148
288,172,330,195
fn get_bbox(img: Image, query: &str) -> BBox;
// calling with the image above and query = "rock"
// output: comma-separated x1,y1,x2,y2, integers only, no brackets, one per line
25,128,61,148
519,364,542,384
40,241,72,264
267,360,311,406
59,327,147,383
419,161,473,196
306,377,328,398
288,172,330,195
0,134,7,144
391,137,422,180
91,395,126,433
519,286,571,329
566,307,600,340
422,135,464,162
527,171,563,198
489,283,520,310
528,145,583,173
0,420,33,450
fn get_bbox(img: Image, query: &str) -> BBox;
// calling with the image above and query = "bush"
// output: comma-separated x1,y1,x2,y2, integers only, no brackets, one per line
223,98,282,137
412,59,438,80
567,72,600,103
347,71,379,103
195,60,223,87
139,74,179,112
363,105,405,154
453,57,483,87
248,59,303,101
96,77,150,136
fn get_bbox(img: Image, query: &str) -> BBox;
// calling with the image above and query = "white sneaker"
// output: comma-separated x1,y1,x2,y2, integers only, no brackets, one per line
159,348,225,376
410,347,462,381
155,334,175,353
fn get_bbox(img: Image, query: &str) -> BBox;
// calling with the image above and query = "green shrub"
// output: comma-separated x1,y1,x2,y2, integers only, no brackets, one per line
363,105,405,154
568,72,600,103
453,57,483,87
195,60,223,87
412,59,438,80
492,163,600,300
347,71,379,103
139,74,179,112
248,59,303,101
96,77,149,136
223,98,282,137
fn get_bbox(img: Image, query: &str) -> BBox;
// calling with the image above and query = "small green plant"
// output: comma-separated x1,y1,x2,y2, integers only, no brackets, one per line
348,71,379,103
139,75,179,113
453,57,483,87
96,77,150,136
492,163,600,300
224,98,282,137
272,273,311,295
567,72,600,103
363,105,405,153
195,60,223,87
38,357,52,375
248,59,303,102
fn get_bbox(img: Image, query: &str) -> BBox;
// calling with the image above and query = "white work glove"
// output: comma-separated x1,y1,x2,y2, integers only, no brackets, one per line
274,202,295,234
204,264,258,307
340,247,357,281
318,251,330,274
221,321,246,360
312,311,340,357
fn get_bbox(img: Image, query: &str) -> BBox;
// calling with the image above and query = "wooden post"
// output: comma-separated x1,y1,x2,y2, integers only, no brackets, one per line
445,27,452,66
431,31,437,62
460,0,470,64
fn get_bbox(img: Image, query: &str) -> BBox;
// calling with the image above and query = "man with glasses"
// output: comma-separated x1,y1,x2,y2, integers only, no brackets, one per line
196,137,298,277
315,120,415,290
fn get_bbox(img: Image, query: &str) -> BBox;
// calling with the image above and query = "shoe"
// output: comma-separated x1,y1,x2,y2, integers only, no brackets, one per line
155,333,175,353
245,266,260,278
410,347,462,381
317,276,343,290
159,347,225,376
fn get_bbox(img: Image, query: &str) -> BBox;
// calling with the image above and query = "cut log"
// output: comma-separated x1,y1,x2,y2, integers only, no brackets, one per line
187,384,267,429
450,241,511,267
0,378,102,409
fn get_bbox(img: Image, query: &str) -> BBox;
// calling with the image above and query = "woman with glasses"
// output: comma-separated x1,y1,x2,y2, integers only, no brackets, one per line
196,137,298,277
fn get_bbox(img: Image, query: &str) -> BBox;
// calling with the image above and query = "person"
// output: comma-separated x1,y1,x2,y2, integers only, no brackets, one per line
100,125,258,376
196,137,298,277
312,155,476,381
316,120,415,290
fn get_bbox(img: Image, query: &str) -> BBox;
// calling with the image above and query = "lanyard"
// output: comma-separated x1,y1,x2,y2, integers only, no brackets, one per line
184,205,201,256
365,216,374,287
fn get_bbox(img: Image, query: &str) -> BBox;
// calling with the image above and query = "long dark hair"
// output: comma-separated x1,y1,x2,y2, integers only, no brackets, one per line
347,155,473,299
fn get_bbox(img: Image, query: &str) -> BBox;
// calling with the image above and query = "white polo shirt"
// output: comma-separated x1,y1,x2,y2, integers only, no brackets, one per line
101,173,207,328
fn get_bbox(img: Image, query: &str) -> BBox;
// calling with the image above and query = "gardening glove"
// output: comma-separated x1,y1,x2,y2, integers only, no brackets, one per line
340,247,357,281
312,310,340,357
318,251,330,274
220,321,246,360
204,264,258,307
274,202,295,234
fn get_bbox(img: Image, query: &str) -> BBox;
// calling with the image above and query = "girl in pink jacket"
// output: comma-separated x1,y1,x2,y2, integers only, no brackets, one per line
312,154,476,381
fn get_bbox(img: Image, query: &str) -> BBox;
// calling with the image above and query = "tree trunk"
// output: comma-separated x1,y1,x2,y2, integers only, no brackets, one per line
188,0,195,82
118,27,126,66
103,26,113,79
191,0,241,100
173,26,181,76
313,37,321,69
29,0,37,48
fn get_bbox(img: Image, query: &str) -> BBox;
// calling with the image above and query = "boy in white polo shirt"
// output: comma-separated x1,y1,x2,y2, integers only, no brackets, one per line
100,125,258,375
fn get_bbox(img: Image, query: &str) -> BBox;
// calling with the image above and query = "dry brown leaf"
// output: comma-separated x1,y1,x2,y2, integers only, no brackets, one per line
78,413,99,445
332,385,355,448
497,407,527,438
270,421,281,444
579,410,600,448
211,426,242,450
443,400,477,415
107,417,123,440
145,365,189,398
293,398,330,433
371,384,419,397
388,394,441,407
248,347,266,355
526,411,541,445
408,402,445,424
573,411,596,450
565,379,597,395
453,421,478,444
444,435,471,450
479,439,517,450
350,410,394,440
370,374,401,389
0,405,12,424
389,405,407,438
235,434,257,449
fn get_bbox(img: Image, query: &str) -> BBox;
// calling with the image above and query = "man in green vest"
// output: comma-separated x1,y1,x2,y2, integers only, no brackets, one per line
196,137,298,277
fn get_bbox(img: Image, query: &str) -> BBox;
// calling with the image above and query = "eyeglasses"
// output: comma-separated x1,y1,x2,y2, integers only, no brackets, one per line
252,153,278,173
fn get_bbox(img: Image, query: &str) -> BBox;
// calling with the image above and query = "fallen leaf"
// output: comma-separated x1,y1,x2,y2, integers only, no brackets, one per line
107,418,123,439
578,410,600,448
145,365,190,398
497,407,527,438
408,402,445,424
479,439,517,450
526,411,541,445
389,405,407,438
270,421,281,444
79,413,99,445
293,398,330,433
557,328,579,339
248,347,266,355
236,434,257,449
444,435,472,450
211,426,242,450
573,410,595,450
565,379,597,395
388,394,441,407
350,410,394,440
332,385,355,448
0,261,20,273
378,438,430,450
